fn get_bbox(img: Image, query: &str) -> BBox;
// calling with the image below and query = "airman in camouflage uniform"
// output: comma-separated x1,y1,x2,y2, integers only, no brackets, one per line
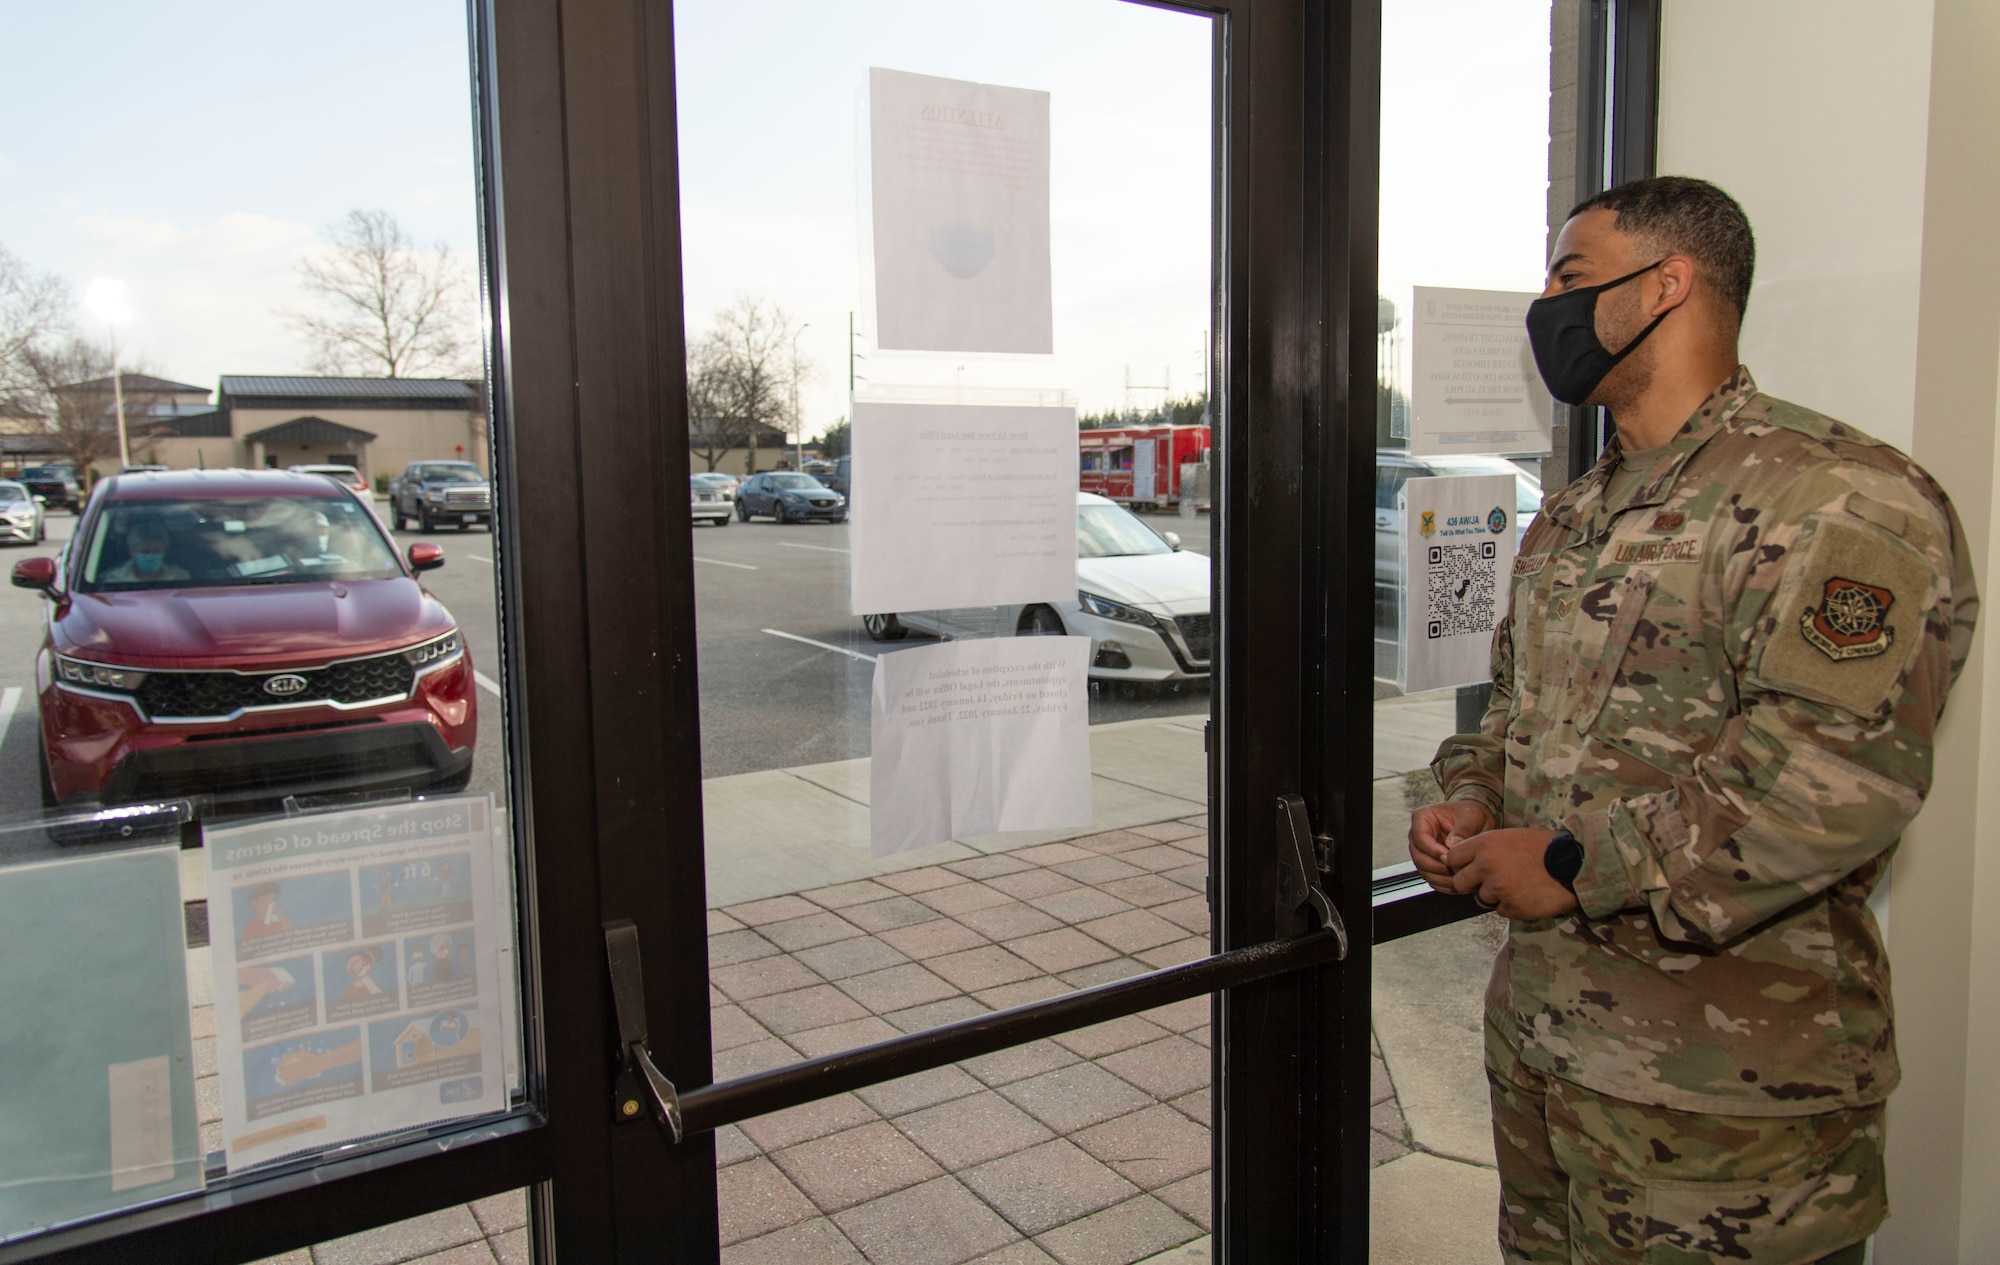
1410,178,1978,1264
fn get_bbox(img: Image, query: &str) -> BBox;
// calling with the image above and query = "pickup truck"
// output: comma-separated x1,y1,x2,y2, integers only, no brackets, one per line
389,460,493,532
17,465,80,512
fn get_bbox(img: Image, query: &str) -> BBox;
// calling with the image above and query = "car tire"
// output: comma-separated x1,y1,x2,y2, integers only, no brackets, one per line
862,613,909,641
713,514,728,527
1018,605,1065,636
736,501,751,522
420,508,435,532
773,502,790,524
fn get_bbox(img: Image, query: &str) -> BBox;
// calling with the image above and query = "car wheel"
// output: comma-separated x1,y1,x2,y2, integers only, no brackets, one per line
713,514,728,526
1018,605,1065,636
420,507,435,532
772,502,790,524
862,613,909,641
736,500,751,522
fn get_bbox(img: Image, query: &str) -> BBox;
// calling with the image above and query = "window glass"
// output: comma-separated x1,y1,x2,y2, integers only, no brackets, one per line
1369,0,1556,1249
0,0,527,1251
675,0,1215,1255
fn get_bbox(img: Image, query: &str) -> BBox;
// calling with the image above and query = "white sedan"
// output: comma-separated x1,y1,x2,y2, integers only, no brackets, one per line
0,479,46,545
860,492,1210,683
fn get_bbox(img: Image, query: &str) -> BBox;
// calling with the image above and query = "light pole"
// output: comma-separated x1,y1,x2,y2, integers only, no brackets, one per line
790,322,809,471
85,279,134,469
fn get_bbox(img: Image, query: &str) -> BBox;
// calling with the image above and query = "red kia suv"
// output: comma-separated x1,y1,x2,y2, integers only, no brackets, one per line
11,469,477,818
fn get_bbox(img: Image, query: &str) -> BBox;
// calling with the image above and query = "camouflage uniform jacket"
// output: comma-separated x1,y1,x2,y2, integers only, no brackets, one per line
1434,367,1979,1115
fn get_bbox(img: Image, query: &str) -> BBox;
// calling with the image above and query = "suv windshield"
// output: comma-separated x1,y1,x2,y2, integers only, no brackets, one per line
79,495,404,591
21,467,70,480
415,464,484,483
1077,503,1172,558
768,474,822,489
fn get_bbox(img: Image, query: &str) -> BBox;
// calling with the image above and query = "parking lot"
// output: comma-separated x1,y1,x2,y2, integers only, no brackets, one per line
0,501,1212,859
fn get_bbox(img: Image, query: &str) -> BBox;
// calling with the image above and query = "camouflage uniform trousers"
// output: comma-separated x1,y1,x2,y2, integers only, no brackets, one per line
1485,1021,1883,1264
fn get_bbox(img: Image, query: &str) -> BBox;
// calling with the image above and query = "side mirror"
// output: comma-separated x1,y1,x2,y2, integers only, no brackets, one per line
33,495,47,506
1162,531,1183,551
407,543,445,573
11,556,57,593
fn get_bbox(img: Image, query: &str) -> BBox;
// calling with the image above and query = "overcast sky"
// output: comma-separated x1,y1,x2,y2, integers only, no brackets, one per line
0,0,1550,432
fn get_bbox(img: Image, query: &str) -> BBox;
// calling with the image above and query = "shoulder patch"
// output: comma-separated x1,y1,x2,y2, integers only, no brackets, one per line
1752,515,1938,719
1801,578,1894,661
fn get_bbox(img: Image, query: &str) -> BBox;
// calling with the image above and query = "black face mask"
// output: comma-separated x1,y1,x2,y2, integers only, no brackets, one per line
1525,260,1669,405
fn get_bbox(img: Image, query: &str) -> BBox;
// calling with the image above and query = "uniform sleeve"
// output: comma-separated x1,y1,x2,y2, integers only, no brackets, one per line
1570,477,1978,946
1429,601,1515,822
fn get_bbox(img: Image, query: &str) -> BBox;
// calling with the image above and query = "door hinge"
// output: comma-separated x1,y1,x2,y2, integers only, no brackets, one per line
604,919,684,1142
1276,794,1347,958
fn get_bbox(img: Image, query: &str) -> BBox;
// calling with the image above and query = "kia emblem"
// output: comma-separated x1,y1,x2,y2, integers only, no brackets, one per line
263,674,309,697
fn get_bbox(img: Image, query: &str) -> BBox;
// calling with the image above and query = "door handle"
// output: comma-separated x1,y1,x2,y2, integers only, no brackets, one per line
1277,794,1347,958
604,919,684,1142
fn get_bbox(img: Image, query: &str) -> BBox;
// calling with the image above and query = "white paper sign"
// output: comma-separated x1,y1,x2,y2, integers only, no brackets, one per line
870,637,1092,857
849,400,1076,615
1409,286,1553,456
870,67,1052,353
1399,474,1519,694
205,797,505,1171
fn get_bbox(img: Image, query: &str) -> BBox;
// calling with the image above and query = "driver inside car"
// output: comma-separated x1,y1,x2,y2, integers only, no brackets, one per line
99,515,190,583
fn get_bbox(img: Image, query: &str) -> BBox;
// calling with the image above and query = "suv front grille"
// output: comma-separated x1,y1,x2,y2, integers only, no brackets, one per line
136,651,417,719
1174,613,1213,662
443,487,490,510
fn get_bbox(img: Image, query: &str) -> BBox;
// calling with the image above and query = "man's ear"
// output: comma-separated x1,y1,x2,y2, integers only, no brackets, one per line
1651,255,1699,315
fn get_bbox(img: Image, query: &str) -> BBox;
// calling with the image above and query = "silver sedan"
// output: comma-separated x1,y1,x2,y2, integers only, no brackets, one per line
0,480,46,545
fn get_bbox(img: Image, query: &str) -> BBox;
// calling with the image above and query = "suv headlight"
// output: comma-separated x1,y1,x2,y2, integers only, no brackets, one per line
425,489,444,502
403,630,463,669
57,654,148,692
1076,591,1158,626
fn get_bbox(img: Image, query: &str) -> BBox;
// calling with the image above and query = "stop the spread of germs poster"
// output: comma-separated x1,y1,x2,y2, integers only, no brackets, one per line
205,796,506,1171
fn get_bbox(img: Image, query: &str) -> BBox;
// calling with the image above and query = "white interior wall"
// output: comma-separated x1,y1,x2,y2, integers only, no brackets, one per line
1657,1,2000,1260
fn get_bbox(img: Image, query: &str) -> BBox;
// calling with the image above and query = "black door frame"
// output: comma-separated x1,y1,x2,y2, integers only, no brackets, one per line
0,3,1659,1263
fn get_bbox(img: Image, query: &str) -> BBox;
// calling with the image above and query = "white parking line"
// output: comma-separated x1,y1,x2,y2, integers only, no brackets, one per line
0,687,18,751
694,556,759,571
474,670,503,697
762,629,876,663
467,554,493,563
778,542,850,555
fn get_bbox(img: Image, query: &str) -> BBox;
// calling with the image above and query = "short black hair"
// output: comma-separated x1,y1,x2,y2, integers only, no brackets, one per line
1570,176,1756,320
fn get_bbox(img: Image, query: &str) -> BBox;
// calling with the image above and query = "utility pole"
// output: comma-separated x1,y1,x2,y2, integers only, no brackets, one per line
791,322,809,471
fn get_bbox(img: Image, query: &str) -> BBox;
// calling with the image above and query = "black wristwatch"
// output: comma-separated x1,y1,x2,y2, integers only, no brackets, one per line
1543,829,1583,894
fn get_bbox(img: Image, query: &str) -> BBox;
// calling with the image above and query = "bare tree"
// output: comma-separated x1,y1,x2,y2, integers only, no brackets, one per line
0,242,73,413
284,209,477,379
19,338,116,474
685,297,806,474
13,339,178,478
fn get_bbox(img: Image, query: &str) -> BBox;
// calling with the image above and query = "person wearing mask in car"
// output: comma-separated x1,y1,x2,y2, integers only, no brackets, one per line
1408,176,1978,1263
100,514,189,583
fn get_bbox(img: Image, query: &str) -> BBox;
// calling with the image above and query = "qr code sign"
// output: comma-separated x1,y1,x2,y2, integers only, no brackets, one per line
1425,540,1499,640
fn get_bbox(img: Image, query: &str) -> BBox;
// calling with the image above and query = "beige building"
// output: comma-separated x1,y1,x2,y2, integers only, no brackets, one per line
139,376,488,488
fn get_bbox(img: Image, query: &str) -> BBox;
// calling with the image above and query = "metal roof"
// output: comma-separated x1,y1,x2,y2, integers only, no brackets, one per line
139,409,230,438
69,373,211,396
219,376,478,402
242,415,380,445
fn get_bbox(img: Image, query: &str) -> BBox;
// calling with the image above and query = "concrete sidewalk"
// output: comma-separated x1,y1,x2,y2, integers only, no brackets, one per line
700,714,1209,908
249,700,1505,1263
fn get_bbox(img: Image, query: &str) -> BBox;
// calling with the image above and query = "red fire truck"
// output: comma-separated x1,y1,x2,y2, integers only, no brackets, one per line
1078,424,1212,510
